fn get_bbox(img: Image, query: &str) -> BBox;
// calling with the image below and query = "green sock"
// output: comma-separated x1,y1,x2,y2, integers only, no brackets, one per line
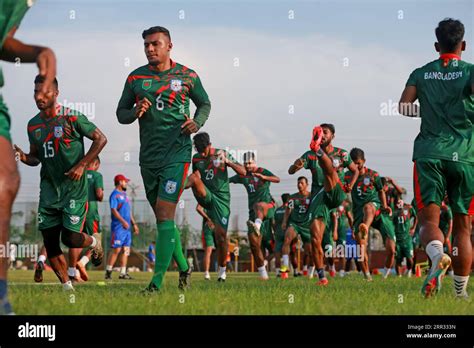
151,220,176,288
173,225,189,272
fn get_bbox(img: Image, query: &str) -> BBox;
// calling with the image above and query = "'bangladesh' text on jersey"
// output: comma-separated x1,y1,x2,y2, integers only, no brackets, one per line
345,167,383,210
192,148,237,203
406,56,474,164
117,60,211,168
27,105,97,207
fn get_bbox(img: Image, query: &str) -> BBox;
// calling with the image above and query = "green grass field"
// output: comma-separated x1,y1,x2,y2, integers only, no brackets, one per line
7,270,473,315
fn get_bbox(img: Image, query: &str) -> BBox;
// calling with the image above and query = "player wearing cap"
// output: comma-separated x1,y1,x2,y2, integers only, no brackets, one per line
105,174,139,280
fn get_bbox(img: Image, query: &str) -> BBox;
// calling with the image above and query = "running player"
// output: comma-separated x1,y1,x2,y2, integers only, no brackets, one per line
280,177,311,278
116,26,211,292
76,156,104,281
15,75,107,290
273,193,289,277
289,124,359,285
229,151,280,280
186,132,245,281
0,0,57,315
393,199,416,277
344,147,395,281
399,18,473,298
196,204,215,280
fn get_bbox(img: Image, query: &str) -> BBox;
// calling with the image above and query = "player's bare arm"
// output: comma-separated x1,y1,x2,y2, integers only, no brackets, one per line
65,128,107,181
378,189,391,215
386,177,404,195
288,157,304,174
196,204,214,230
398,85,419,117
345,162,359,191
131,215,139,235
95,187,104,202
253,172,280,183
14,143,40,167
1,27,56,94
220,151,246,176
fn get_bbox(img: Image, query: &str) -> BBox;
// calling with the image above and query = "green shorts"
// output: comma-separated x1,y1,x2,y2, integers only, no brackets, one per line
196,186,230,230
201,219,215,248
308,184,346,225
0,98,11,142
38,201,88,233
289,221,310,244
84,215,100,235
414,158,474,215
372,212,396,244
353,201,381,236
396,238,414,263
141,162,190,206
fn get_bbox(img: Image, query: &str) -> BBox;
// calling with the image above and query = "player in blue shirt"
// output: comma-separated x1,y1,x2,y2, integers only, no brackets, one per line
105,174,139,280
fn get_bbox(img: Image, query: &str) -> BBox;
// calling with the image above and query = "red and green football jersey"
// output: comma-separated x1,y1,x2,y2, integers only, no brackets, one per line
288,192,311,224
229,167,274,211
393,204,416,242
192,148,237,203
27,105,97,207
344,167,383,210
86,169,103,220
117,60,211,168
0,0,33,88
300,150,324,195
300,146,351,196
406,56,474,164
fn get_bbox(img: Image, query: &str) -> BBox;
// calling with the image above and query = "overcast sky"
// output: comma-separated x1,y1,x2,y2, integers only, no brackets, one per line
4,0,473,229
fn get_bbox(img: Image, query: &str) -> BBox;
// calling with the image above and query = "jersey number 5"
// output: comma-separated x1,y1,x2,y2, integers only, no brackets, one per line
43,141,54,158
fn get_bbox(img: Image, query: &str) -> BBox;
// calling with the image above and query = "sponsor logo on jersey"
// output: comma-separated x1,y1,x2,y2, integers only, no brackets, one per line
142,79,152,90
363,177,371,186
34,129,41,140
332,158,340,168
54,126,63,138
70,215,80,225
403,209,408,216
221,217,228,225
170,79,182,92
213,159,221,167
165,180,177,194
